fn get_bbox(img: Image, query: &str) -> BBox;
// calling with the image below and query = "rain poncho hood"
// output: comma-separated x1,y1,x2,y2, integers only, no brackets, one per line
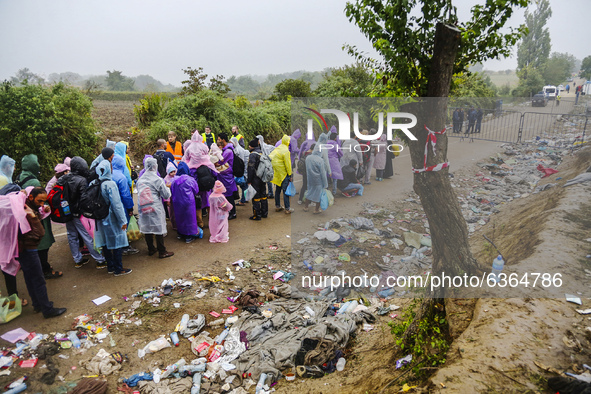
183,131,218,172
176,162,190,176
136,158,171,235
70,156,89,177
212,180,226,195
0,155,16,186
96,159,112,181
166,162,176,175
19,154,41,188
231,137,250,177
256,135,275,156
21,154,40,176
269,135,292,186
114,141,132,187
209,143,224,162
112,154,133,211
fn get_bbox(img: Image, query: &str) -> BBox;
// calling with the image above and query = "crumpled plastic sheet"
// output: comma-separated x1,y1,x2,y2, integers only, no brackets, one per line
137,377,192,394
218,327,247,365
228,299,375,382
180,314,205,338
349,217,374,230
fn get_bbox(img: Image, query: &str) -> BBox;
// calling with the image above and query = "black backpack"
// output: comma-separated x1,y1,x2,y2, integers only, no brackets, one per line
232,150,245,177
153,152,168,179
79,180,110,220
196,165,215,192
15,175,35,188
47,182,74,223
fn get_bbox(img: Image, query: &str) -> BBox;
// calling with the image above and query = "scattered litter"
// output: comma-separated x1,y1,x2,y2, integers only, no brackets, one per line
92,295,111,306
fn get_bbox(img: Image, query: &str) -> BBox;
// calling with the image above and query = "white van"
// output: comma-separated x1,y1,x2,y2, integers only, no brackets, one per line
543,85,557,100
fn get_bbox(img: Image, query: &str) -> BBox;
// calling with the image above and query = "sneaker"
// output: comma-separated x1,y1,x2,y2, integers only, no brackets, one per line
75,257,89,268
341,192,352,198
297,200,303,205
107,270,115,274
96,262,108,270
228,214,237,220
114,268,132,277
285,208,294,214
159,252,174,259
275,207,284,212
185,236,197,244
122,247,140,256
249,215,261,221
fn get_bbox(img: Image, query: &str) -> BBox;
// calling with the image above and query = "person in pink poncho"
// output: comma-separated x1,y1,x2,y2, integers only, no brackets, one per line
208,180,232,243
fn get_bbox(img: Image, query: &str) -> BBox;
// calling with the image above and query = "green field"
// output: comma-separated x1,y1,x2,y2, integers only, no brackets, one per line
485,71,519,88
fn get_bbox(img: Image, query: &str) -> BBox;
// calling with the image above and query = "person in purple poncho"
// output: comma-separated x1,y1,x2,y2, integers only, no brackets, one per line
216,133,239,220
297,130,316,164
326,128,343,195
183,130,219,222
170,162,204,244
275,129,301,168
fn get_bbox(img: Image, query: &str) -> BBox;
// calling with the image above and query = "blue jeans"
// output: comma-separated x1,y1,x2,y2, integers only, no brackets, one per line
267,182,274,197
343,183,364,196
275,176,291,210
66,216,105,263
103,247,124,274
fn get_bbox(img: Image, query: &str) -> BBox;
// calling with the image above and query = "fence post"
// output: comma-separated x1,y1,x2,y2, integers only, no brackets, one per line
517,113,525,143
583,116,588,145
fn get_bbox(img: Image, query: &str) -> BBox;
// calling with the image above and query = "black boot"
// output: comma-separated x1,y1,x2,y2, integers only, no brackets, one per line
261,197,269,218
249,198,262,220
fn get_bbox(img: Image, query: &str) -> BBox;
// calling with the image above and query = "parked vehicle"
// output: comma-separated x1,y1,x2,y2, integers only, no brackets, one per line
543,85,557,100
531,93,548,107
558,84,564,92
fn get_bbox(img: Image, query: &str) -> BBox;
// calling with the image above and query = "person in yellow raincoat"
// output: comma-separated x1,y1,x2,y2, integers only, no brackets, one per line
269,135,293,214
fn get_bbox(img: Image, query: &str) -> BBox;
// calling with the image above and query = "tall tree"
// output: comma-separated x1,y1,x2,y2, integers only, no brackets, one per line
273,79,312,100
517,0,552,70
10,68,45,85
345,0,528,343
105,70,135,91
542,52,576,85
580,56,591,80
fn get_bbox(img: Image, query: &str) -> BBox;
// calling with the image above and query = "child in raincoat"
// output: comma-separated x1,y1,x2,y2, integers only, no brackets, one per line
209,180,232,243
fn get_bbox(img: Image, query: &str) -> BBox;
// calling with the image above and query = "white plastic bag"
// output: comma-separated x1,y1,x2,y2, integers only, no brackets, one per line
244,185,256,202
137,337,171,358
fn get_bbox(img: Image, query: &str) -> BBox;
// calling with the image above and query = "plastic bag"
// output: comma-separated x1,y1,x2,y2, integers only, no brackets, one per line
285,182,296,197
325,189,334,206
0,294,22,324
138,337,171,358
320,190,329,211
244,185,256,202
127,215,142,242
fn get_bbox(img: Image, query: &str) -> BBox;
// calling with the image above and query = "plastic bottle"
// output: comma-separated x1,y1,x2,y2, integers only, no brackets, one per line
345,300,359,313
4,383,27,394
337,301,351,314
255,373,268,394
68,331,81,349
304,306,316,317
336,357,346,371
303,260,313,270
377,287,396,298
178,314,190,333
191,372,202,394
170,331,180,347
491,255,505,283
215,329,229,344
162,358,186,379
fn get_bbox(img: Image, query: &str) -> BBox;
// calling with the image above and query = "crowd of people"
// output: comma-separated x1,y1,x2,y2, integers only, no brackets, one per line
0,124,397,319
452,107,484,134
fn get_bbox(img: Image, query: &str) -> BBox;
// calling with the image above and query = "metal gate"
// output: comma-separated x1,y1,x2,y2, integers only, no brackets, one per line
448,99,588,145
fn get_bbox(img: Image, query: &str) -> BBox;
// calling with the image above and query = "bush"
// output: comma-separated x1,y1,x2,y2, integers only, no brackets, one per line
0,81,99,181
134,93,169,128
146,89,290,145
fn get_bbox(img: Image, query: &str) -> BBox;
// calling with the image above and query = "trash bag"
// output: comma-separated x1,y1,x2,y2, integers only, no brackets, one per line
127,215,142,242
325,189,334,206
244,185,256,202
285,182,296,197
320,190,329,211
0,294,22,323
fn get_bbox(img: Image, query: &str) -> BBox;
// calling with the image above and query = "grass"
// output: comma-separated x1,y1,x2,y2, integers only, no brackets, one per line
484,71,519,88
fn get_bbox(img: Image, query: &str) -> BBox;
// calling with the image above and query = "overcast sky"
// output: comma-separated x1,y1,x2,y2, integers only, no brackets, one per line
0,0,588,85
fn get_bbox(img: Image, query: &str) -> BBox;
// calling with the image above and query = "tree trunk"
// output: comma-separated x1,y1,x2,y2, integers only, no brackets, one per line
410,23,478,292
402,23,478,346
